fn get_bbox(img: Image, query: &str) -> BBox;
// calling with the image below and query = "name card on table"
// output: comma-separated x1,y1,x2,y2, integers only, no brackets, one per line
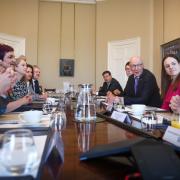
163,126,180,147
111,111,131,124
45,131,64,162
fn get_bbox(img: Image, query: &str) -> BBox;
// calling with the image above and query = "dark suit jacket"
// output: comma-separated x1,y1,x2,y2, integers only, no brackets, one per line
98,78,123,96
0,96,9,115
32,79,42,95
123,69,162,107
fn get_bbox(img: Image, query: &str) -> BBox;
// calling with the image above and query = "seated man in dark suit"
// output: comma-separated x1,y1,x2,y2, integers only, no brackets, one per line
33,65,42,94
123,56,162,107
98,70,123,96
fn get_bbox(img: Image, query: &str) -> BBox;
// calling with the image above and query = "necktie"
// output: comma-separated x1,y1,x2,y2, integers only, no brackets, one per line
34,80,39,94
107,82,110,90
134,77,139,95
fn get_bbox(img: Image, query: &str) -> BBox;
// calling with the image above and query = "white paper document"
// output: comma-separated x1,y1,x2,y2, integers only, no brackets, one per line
163,126,180,147
0,135,47,178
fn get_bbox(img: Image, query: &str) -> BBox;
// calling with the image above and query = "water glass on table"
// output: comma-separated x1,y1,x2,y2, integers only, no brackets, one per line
51,109,67,131
43,102,55,114
75,104,96,121
113,97,125,110
141,112,157,131
171,112,180,129
0,129,38,175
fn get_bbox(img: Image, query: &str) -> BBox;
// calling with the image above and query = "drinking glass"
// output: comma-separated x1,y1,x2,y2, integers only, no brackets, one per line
43,103,54,114
0,129,38,175
76,104,96,121
75,84,96,121
113,97,125,111
171,112,180,128
141,112,157,131
69,84,76,98
51,110,67,131
58,93,66,109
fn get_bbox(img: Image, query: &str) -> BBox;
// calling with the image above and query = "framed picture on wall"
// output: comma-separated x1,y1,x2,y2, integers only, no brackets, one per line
59,59,74,77
161,38,180,59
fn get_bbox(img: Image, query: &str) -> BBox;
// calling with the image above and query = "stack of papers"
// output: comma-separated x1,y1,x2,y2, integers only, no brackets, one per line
0,115,50,129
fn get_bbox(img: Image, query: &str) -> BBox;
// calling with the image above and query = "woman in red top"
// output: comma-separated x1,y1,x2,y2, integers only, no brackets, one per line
161,54,180,110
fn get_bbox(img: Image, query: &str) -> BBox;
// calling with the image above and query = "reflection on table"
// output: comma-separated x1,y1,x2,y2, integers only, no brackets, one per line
75,121,96,153
0,99,176,179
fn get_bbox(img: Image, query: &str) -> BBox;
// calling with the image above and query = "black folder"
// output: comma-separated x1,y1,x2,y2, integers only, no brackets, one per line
80,137,145,161
131,139,180,180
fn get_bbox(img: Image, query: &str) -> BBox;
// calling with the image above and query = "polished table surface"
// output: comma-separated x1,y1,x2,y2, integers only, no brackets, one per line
40,107,141,180
0,102,174,180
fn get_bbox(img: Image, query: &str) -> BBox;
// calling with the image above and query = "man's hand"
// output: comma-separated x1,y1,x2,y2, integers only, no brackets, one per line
113,89,121,96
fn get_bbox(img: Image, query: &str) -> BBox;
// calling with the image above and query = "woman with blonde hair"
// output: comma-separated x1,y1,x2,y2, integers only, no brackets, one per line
10,55,28,100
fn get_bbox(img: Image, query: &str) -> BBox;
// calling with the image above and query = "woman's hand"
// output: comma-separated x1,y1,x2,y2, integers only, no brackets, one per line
21,95,32,105
170,95,180,113
39,92,48,100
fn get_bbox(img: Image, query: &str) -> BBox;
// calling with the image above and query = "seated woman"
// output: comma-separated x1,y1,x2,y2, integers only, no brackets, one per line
161,54,180,110
0,67,31,115
0,43,16,69
26,64,47,100
10,55,28,100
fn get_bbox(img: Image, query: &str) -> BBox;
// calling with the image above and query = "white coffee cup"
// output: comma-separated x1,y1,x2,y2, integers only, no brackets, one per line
19,111,43,124
131,104,146,116
46,98,56,105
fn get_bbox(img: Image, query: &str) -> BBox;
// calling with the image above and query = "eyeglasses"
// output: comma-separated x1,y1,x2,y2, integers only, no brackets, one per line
7,55,15,59
131,63,143,69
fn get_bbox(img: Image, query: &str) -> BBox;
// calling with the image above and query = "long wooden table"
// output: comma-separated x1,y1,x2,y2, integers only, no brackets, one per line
0,102,175,180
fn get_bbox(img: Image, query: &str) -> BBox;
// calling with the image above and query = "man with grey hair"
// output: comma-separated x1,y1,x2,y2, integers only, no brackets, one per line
123,56,162,107
33,65,42,94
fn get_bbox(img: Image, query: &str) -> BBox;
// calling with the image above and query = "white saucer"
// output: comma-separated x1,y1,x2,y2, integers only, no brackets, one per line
21,115,50,125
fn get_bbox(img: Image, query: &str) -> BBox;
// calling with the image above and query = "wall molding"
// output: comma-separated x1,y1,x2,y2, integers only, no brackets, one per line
0,33,25,57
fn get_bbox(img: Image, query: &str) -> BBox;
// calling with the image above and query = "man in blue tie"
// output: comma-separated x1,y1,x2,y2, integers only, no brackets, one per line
123,56,162,107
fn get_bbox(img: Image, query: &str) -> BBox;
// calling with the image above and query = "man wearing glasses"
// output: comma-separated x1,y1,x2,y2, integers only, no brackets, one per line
123,56,161,107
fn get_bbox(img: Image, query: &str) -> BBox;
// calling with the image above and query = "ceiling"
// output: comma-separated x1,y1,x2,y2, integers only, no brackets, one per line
40,0,104,4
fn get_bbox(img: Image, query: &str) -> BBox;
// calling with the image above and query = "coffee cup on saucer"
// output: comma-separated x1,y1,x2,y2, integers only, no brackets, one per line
131,104,146,116
19,110,43,124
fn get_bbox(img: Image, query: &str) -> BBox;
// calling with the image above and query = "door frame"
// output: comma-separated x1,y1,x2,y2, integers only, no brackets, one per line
108,37,141,66
107,37,141,88
0,33,25,57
